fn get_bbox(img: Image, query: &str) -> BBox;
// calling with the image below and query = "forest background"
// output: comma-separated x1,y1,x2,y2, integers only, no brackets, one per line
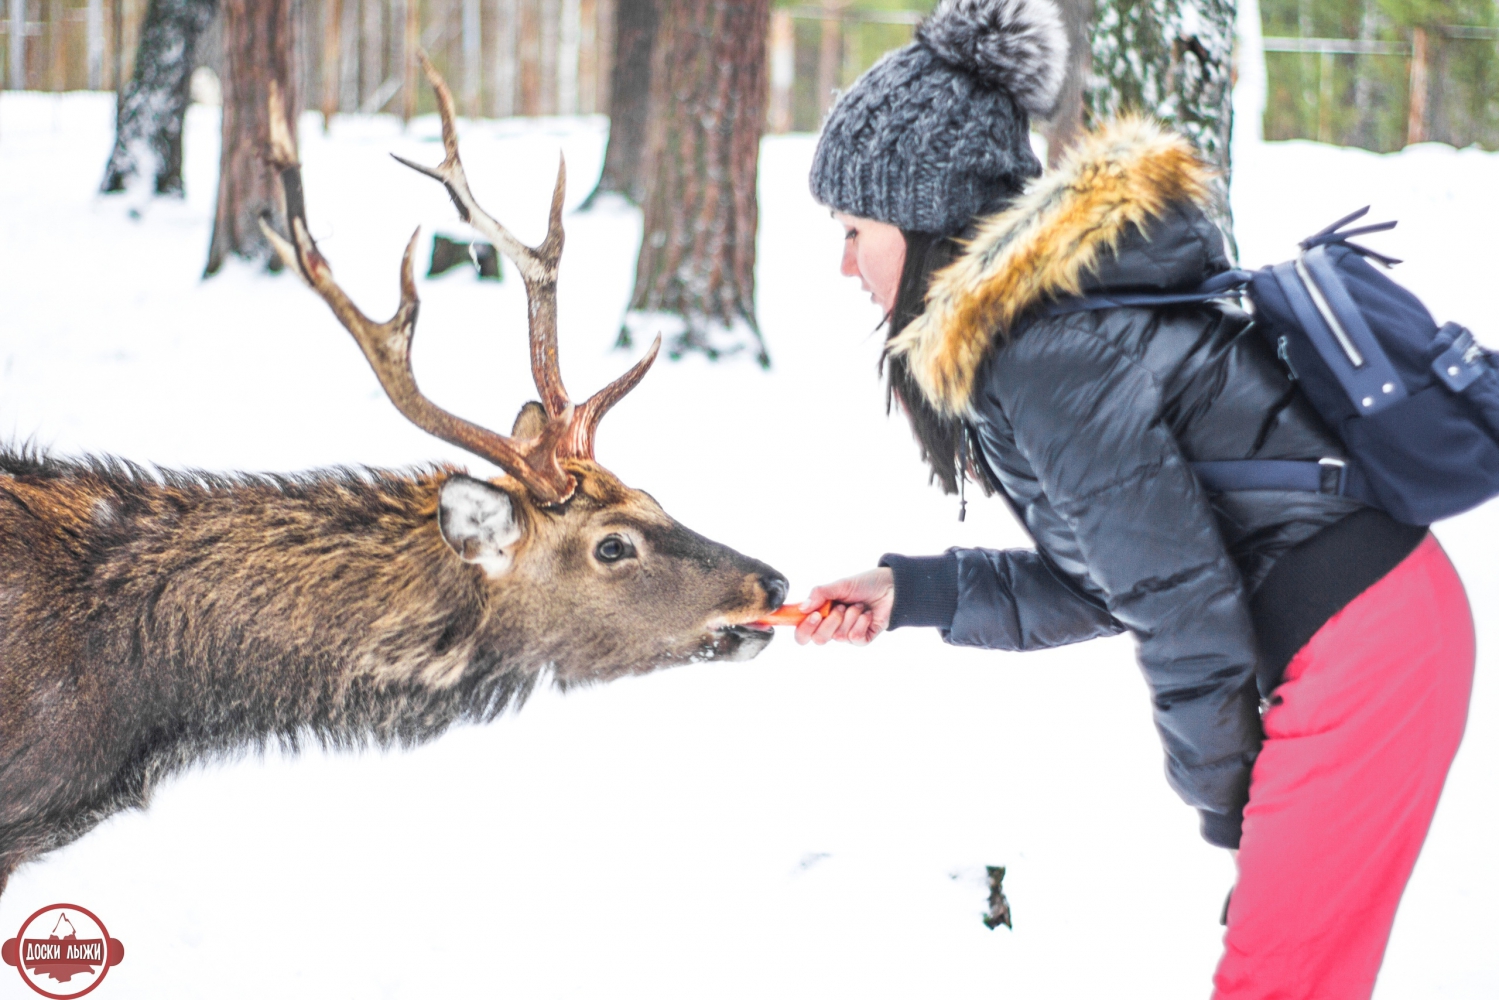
3,0,1497,153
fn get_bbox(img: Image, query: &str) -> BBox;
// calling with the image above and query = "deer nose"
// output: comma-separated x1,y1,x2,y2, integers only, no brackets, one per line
759,573,788,610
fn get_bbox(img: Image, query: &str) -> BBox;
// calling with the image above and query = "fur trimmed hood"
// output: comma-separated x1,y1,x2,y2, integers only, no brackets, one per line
887,118,1217,418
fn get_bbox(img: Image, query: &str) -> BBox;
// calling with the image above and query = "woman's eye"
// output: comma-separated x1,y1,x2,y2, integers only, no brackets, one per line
595,535,635,563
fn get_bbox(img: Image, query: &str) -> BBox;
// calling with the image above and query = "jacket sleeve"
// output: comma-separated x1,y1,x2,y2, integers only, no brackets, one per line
988,320,1264,849
880,548,1124,650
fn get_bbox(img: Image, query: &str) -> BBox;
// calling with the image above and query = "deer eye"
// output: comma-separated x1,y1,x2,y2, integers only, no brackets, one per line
594,534,636,564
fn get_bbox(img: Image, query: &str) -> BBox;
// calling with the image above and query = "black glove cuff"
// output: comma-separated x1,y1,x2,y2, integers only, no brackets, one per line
878,552,960,630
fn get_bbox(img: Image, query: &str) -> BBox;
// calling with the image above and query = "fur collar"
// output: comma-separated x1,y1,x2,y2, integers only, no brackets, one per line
887,118,1215,418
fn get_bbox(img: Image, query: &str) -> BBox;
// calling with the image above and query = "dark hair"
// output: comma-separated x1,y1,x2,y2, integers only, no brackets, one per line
881,230,995,497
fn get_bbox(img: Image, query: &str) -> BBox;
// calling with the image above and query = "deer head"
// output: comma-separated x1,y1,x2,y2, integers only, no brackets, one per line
258,61,785,679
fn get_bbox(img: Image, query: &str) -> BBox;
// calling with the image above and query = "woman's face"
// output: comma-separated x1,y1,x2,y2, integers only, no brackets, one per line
834,212,906,315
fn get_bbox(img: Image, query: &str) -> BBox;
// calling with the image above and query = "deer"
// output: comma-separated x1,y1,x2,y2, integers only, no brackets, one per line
0,59,787,898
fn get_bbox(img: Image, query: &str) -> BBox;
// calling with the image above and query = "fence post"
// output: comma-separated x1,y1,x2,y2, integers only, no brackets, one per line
494,0,517,117
816,0,841,120
593,0,611,114
463,0,480,114
577,0,595,113
9,0,26,90
86,0,103,88
401,0,415,121
1317,48,1334,143
558,0,577,113
322,0,341,128
539,0,557,114
1406,25,1427,144
47,0,62,91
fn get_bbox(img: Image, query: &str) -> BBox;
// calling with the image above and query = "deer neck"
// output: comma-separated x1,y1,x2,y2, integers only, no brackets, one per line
84,467,535,748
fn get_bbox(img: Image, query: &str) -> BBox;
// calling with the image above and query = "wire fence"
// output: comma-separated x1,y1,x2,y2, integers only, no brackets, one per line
0,0,928,132
1261,24,1499,150
0,0,617,119
7,3,1494,151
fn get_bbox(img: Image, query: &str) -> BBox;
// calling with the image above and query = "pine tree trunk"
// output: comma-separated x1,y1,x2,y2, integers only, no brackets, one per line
100,0,219,197
1085,0,1237,256
583,0,656,205
622,0,770,364
204,0,302,276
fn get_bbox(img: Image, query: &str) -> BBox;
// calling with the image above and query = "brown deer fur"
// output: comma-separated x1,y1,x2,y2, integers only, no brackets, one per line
0,447,783,895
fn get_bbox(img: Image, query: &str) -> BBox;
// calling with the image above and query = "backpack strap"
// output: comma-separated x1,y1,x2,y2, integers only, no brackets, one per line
1298,205,1402,267
1192,458,1377,504
1043,269,1254,316
1272,247,1409,416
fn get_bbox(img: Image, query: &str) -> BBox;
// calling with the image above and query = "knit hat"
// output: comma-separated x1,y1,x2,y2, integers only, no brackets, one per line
809,0,1069,236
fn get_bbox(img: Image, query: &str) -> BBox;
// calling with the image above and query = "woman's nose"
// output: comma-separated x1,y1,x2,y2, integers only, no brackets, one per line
840,242,860,278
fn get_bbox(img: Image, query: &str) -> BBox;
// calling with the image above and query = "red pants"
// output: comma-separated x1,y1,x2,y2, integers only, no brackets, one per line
1213,534,1474,1000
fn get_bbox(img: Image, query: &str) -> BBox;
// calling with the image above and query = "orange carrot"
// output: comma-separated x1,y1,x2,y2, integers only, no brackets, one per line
752,600,835,627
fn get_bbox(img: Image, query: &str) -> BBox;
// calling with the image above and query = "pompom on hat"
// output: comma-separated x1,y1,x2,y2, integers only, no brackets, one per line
809,0,1069,236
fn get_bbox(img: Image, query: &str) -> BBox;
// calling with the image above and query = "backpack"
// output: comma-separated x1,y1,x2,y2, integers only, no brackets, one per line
1047,208,1499,526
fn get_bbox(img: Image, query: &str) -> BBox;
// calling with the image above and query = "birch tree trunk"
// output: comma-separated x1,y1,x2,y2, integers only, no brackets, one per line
204,0,302,275
621,0,770,365
583,0,656,205
1085,0,1237,255
99,0,219,197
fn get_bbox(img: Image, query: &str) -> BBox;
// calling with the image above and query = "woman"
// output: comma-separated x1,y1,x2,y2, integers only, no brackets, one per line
796,2,1475,998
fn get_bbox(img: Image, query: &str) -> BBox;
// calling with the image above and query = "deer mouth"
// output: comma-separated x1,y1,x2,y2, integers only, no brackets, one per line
702,622,775,662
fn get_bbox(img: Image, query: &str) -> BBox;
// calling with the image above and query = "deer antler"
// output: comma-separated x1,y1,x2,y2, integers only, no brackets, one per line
259,66,660,507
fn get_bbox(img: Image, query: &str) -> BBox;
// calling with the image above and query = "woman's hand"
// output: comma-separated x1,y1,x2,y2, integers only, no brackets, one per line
794,568,895,647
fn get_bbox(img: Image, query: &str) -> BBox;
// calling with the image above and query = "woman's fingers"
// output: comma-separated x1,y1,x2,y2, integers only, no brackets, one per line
794,611,822,645
809,569,887,611
847,610,879,646
801,585,841,613
811,605,845,644
795,569,896,647
831,604,866,642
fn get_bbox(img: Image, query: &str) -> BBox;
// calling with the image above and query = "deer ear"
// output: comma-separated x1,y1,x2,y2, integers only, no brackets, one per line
511,401,547,439
438,475,523,577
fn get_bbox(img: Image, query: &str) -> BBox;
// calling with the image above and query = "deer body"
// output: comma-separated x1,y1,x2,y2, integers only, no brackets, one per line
0,58,786,896
0,452,781,893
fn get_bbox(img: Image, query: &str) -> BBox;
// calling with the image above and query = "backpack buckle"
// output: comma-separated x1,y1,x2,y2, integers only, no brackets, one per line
1433,324,1488,393
1318,457,1348,495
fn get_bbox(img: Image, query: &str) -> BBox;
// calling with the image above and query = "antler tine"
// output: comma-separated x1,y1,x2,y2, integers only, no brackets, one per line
566,336,663,459
258,85,576,506
392,52,571,419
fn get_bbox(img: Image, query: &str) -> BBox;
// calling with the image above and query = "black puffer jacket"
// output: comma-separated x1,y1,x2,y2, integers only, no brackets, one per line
879,120,1424,848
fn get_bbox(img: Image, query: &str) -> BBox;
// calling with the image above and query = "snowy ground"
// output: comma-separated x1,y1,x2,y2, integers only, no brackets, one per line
0,92,1494,999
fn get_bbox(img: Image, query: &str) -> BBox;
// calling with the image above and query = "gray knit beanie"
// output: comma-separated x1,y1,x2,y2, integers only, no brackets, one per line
809,0,1069,236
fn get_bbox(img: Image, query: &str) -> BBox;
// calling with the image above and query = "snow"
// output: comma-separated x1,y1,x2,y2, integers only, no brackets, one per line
1,91,1496,999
